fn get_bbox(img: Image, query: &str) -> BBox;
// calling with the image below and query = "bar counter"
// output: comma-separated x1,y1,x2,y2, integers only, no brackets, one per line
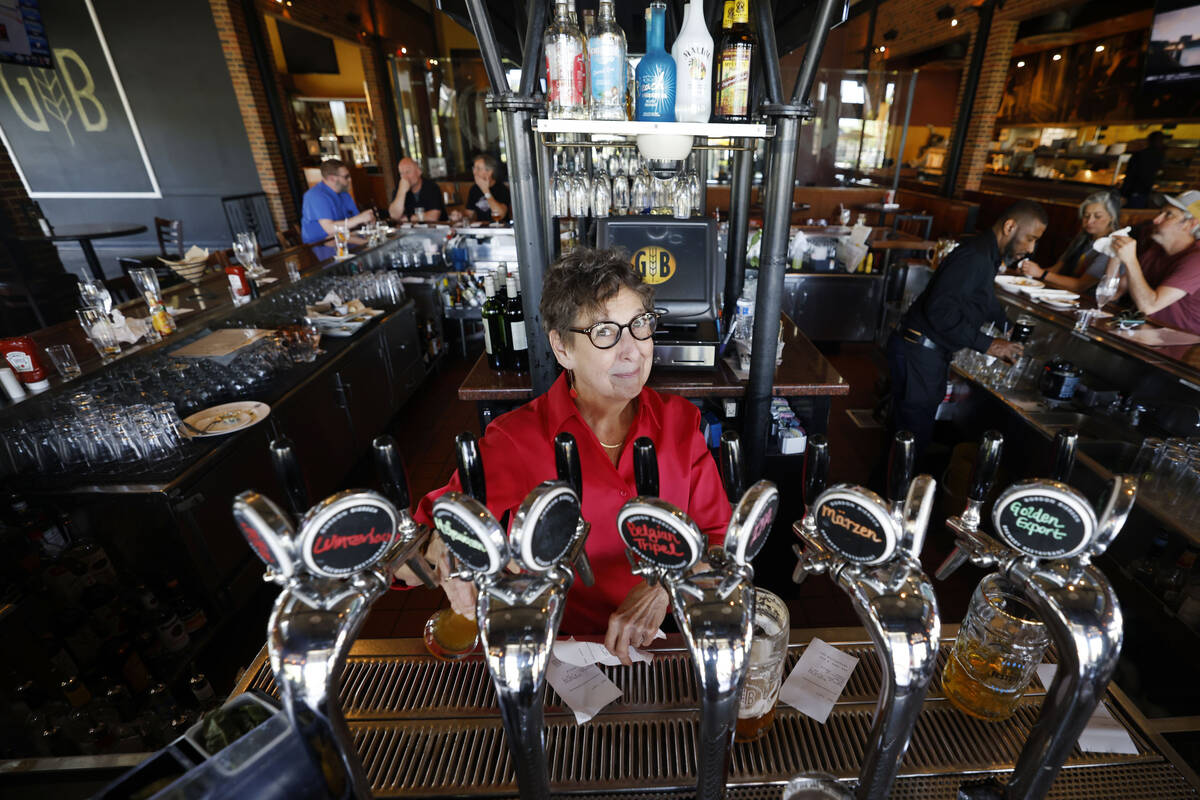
227,628,1199,797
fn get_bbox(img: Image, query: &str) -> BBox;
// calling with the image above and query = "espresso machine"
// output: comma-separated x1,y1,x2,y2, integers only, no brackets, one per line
230,435,434,799
617,433,777,800
430,431,588,798
789,431,942,800
937,429,1137,800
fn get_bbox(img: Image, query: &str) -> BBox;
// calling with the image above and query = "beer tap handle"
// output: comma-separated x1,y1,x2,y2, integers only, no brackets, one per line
803,435,830,512
455,432,487,504
269,437,310,519
633,437,659,498
967,431,1004,505
554,433,595,587
1052,428,1078,484
719,430,744,504
887,431,916,511
371,435,437,590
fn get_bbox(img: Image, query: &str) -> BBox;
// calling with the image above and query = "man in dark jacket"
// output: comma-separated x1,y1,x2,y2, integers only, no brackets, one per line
887,201,1046,452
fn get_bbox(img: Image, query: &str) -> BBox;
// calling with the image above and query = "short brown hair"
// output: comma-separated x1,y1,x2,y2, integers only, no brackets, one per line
540,248,654,341
473,152,499,175
320,159,348,177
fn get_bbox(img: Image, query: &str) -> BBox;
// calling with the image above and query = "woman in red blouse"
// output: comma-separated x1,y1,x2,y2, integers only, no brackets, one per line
405,248,731,663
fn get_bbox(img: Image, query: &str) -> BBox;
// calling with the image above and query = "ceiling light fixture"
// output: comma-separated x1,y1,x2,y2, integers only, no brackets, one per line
1095,44,1105,53
1017,60,1026,67
1052,53,1062,61
950,17,959,26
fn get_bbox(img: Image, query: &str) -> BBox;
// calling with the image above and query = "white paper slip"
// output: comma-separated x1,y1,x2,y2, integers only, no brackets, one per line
546,655,623,724
1035,664,1138,755
553,634,664,667
780,638,859,724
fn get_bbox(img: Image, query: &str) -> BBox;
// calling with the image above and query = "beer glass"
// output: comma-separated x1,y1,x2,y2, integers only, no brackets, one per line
736,588,790,742
423,608,479,660
942,574,1049,722
333,223,350,258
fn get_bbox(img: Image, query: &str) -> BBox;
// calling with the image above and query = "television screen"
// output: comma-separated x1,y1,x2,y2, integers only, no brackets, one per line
277,19,339,75
596,218,719,324
1138,0,1200,117
0,0,52,69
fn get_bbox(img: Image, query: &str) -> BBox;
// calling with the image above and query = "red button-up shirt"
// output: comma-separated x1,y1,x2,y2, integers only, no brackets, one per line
413,372,731,633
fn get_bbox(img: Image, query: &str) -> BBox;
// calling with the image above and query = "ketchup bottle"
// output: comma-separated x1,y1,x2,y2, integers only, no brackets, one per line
0,337,50,392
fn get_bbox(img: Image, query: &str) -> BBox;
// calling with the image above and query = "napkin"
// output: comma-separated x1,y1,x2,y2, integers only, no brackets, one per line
158,245,209,266
106,309,153,344
552,634,664,667
1092,227,1131,258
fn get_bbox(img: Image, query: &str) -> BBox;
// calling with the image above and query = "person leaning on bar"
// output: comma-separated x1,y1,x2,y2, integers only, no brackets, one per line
300,159,376,244
1018,191,1121,293
394,248,731,663
388,157,445,223
1110,190,1200,335
886,201,1046,454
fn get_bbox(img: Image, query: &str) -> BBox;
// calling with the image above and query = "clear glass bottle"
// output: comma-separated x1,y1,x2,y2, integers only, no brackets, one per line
635,1,676,121
715,0,755,121
589,0,628,120
545,0,588,119
673,1,714,122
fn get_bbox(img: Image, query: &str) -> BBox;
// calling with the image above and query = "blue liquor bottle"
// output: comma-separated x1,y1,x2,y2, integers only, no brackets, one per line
635,2,675,121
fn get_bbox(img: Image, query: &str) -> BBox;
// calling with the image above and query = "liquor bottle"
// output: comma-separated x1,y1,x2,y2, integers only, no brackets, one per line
481,274,506,372
495,263,509,305
589,0,628,120
504,275,529,372
673,2,714,122
715,0,755,121
544,0,588,120
636,2,676,121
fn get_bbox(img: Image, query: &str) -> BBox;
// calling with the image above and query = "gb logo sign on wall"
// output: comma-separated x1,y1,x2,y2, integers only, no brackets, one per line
0,0,160,198
632,245,676,285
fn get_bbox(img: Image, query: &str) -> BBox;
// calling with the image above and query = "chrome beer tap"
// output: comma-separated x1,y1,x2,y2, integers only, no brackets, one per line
789,431,941,800
554,431,595,586
233,439,428,800
431,431,584,799
937,429,1137,800
618,435,776,800
792,435,830,585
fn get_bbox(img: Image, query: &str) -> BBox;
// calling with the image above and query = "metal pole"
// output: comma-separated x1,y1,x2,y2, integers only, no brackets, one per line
792,0,846,105
891,69,917,197
753,0,784,105
722,145,754,331
464,0,510,94
942,0,994,197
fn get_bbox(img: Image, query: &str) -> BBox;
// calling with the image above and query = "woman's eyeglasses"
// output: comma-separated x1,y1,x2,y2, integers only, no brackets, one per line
569,311,659,349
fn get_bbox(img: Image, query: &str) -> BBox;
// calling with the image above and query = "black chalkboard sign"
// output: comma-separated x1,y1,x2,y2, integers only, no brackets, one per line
303,496,397,578
432,493,506,575
517,484,580,572
993,485,1092,559
814,490,896,565
618,502,701,571
0,0,158,196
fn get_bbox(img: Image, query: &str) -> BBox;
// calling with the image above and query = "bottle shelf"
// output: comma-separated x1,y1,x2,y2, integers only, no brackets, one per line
534,118,774,141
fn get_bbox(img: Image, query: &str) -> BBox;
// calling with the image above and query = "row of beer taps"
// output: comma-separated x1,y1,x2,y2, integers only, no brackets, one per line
231,422,1137,800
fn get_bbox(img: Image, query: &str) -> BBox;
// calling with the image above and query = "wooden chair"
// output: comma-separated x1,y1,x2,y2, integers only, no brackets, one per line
893,213,934,242
155,217,184,260
277,224,302,249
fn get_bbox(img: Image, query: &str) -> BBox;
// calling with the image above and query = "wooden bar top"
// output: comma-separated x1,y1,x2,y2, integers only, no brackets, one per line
459,313,849,402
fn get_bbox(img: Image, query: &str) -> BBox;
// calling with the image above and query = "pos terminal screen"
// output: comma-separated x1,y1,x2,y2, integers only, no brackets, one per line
596,218,719,324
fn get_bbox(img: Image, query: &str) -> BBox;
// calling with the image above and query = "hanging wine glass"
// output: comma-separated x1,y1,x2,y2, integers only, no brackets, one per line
612,172,630,215
631,170,651,215
591,170,612,218
672,175,693,219
552,166,571,218
569,171,590,218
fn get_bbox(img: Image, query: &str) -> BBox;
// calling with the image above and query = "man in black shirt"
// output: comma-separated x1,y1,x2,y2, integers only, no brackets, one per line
388,157,445,222
886,200,1046,452
1120,131,1167,209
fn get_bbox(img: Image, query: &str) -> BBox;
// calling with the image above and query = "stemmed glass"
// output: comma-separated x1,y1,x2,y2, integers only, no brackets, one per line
234,232,265,277
672,174,693,219
631,168,651,215
591,170,612,218
552,165,571,218
1094,273,1120,311
569,170,590,219
78,280,113,316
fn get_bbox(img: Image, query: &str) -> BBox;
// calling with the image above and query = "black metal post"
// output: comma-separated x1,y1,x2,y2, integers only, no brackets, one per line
368,0,404,168
240,0,304,216
722,145,754,331
753,0,784,105
891,69,917,196
463,0,509,92
942,0,995,197
792,0,845,105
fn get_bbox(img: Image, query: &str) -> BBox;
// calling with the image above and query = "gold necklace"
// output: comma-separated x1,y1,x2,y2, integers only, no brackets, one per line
599,438,624,449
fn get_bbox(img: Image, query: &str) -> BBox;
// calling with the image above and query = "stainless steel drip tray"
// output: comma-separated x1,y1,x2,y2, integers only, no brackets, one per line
231,628,1197,798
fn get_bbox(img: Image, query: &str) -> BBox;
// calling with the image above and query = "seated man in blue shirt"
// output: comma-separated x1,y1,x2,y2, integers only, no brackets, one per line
300,159,376,244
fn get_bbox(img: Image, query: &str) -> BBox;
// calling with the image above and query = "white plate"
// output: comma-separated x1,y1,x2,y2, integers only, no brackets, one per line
183,401,270,438
1044,299,1080,310
995,275,1044,291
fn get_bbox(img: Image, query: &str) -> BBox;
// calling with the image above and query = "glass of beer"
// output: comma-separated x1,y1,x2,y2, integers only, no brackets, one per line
736,588,790,742
423,608,479,661
942,574,1049,722
333,222,350,258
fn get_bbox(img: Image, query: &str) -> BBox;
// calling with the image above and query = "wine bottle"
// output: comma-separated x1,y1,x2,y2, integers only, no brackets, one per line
545,0,588,120
589,0,628,120
635,1,676,122
482,274,506,372
504,275,529,372
673,1,714,122
715,0,754,122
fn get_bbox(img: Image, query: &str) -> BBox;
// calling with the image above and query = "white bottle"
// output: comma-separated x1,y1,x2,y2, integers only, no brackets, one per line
672,0,713,122
670,2,691,62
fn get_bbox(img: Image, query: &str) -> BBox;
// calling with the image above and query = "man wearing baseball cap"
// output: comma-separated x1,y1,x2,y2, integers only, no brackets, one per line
1111,190,1200,334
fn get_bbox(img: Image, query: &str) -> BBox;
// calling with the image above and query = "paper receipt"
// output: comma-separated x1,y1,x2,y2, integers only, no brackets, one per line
779,637,859,723
546,655,622,724
552,634,663,668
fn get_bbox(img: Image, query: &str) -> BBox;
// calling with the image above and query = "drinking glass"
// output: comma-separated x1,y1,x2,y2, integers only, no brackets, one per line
414,206,425,223
76,308,121,360
569,172,590,218
672,176,693,219
423,608,479,660
552,168,571,218
45,344,82,381
942,574,1049,722
332,224,350,258
78,280,113,315
591,171,612,218
285,256,302,283
612,172,630,215
735,589,790,742
1094,274,1120,311
631,171,651,215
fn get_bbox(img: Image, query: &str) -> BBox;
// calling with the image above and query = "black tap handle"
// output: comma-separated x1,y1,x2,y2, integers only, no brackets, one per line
1053,428,1078,484
455,432,486,504
803,435,830,508
719,430,744,504
269,437,309,518
554,432,582,500
371,435,411,510
887,430,916,506
633,437,659,497
968,431,1004,503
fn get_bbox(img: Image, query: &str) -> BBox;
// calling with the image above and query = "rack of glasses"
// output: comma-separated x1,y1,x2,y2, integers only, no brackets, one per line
534,118,774,140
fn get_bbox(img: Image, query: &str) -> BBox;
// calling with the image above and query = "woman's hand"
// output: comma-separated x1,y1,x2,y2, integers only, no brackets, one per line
605,580,669,665
427,534,478,619
1018,260,1043,279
